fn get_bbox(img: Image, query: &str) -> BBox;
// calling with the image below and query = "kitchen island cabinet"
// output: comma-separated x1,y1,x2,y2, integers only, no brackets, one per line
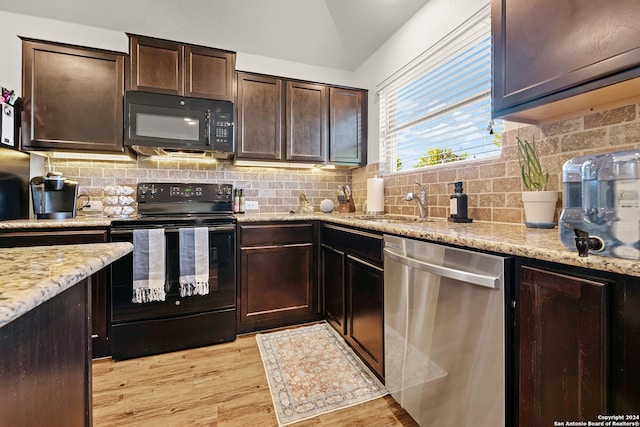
21,39,126,153
237,221,320,333
515,259,640,426
1,277,92,427
0,242,131,427
128,35,235,102
0,227,112,358
320,223,384,380
492,0,640,122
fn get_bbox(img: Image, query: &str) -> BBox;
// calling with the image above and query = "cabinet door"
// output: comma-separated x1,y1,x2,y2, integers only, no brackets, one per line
128,36,184,95
22,40,125,152
321,244,346,335
519,266,608,426
286,81,328,162
346,254,384,379
492,0,640,120
612,279,640,414
185,46,235,101
0,279,91,426
239,244,315,333
329,87,366,165
236,73,284,160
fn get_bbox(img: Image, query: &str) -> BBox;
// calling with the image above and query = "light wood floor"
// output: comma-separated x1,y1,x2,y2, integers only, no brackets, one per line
92,332,418,427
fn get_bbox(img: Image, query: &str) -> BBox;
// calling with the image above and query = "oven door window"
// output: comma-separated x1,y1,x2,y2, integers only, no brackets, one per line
111,227,236,323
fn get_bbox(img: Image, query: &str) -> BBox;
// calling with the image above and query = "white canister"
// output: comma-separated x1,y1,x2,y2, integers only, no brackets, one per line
366,176,385,214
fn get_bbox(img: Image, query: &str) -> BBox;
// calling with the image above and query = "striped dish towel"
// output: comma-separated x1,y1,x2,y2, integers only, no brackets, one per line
132,228,166,303
179,227,210,297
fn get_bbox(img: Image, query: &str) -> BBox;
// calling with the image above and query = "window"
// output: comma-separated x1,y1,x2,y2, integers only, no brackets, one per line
378,4,501,174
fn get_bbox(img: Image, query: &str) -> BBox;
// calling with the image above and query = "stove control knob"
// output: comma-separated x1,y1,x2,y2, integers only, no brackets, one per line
139,186,148,196
150,187,158,196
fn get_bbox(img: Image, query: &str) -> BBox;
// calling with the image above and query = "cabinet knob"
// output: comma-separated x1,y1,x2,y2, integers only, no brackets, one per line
175,300,181,306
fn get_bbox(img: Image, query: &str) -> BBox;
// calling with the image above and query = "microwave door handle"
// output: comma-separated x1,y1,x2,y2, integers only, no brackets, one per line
205,110,211,145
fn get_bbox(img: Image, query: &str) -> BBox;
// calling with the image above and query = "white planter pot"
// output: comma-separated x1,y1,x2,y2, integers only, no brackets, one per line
522,191,558,228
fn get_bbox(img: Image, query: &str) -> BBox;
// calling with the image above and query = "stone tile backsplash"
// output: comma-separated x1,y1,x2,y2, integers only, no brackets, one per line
51,101,640,222
352,102,640,223
50,158,352,214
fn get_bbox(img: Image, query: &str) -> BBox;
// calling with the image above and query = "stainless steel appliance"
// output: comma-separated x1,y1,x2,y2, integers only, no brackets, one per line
383,235,513,427
30,173,79,219
559,149,640,259
109,182,236,360
124,91,234,159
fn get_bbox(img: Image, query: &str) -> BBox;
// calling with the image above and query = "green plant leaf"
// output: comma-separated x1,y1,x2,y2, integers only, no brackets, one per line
516,136,549,191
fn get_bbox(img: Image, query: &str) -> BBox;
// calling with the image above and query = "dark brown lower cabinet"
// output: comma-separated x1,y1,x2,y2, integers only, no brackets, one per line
238,222,319,333
320,224,384,380
517,262,640,426
322,244,345,333
0,279,92,427
0,228,111,358
519,265,607,426
345,254,384,379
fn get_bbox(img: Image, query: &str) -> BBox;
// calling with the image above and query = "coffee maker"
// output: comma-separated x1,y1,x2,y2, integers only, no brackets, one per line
559,149,640,259
30,172,79,219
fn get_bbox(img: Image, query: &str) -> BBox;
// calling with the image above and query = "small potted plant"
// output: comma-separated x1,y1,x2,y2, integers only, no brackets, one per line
517,136,558,228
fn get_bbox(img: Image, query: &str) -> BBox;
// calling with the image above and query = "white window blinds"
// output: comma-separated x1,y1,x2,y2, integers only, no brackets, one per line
378,4,501,174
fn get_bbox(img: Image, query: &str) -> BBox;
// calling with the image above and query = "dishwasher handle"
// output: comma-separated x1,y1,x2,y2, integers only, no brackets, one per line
383,248,500,289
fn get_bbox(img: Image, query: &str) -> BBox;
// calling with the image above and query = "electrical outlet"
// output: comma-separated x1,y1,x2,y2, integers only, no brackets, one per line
245,200,259,210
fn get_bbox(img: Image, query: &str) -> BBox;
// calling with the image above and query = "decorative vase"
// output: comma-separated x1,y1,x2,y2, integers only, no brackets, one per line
522,190,558,228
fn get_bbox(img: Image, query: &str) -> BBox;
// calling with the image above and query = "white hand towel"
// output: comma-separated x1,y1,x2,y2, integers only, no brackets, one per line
132,228,166,303
179,227,210,297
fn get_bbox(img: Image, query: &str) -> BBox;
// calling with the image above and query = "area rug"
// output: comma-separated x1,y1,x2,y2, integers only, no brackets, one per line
256,322,387,426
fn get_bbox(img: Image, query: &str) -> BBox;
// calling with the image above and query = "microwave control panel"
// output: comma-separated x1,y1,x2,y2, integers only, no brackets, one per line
211,111,233,150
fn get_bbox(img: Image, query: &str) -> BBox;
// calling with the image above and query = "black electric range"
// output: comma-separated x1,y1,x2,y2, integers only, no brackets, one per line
109,182,237,360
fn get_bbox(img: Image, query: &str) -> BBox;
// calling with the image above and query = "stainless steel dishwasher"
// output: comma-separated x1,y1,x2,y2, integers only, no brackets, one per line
383,234,513,427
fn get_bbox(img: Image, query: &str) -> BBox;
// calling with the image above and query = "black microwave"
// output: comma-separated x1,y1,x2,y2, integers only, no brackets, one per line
124,91,234,157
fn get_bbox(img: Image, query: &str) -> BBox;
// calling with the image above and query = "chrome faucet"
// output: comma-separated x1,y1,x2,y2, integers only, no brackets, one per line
405,181,428,218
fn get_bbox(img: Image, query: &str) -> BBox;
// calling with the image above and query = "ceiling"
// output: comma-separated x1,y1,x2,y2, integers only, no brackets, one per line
0,0,430,71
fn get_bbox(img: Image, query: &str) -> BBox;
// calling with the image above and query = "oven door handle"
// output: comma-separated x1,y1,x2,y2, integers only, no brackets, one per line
110,225,236,235
164,225,236,233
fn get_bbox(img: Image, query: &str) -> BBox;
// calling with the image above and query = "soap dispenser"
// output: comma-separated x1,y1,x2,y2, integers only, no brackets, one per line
449,181,472,223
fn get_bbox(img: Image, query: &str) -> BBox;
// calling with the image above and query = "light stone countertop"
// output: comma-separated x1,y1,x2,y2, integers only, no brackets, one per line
237,212,640,278
2,212,638,277
0,215,112,229
0,242,132,328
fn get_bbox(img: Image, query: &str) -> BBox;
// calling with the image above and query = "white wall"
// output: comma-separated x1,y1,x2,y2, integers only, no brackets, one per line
0,3,489,166
0,11,129,95
354,0,489,164
0,10,357,97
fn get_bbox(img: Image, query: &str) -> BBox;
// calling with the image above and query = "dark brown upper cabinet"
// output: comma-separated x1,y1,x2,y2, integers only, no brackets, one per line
285,81,328,163
21,39,125,153
492,0,640,123
128,35,235,102
236,72,284,160
329,87,366,165
236,71,366,166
